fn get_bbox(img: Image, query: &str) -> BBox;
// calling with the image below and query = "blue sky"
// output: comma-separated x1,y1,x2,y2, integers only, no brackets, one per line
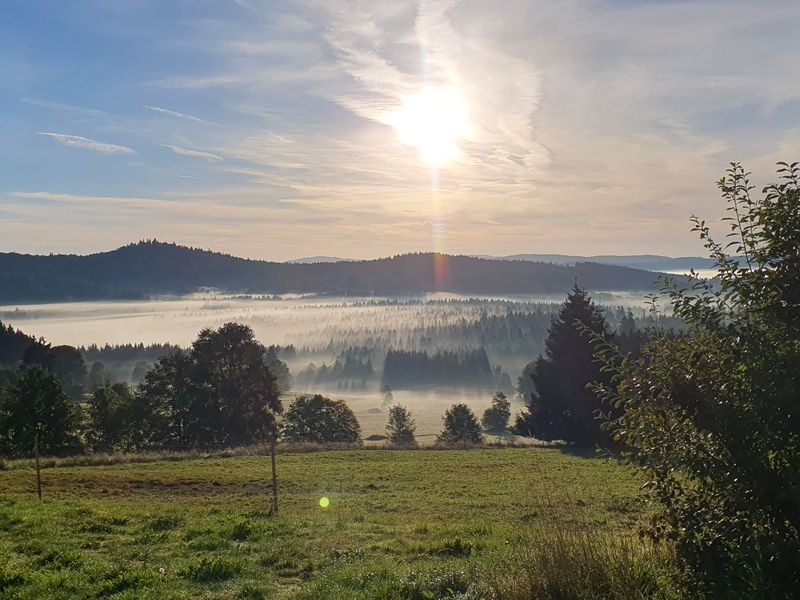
1,0,798,260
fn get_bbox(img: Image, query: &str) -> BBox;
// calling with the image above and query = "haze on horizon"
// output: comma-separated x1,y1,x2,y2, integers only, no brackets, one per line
1,0,799,261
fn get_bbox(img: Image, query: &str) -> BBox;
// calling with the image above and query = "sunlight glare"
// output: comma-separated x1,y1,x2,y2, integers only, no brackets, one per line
388,87,470,167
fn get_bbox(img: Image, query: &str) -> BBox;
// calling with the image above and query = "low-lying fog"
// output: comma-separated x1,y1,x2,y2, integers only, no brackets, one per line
0,292,652,348
1,292,658,443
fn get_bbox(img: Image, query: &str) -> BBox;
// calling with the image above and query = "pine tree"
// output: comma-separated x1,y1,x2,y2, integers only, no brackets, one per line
386,405,416,446
514,286,613,445
439,403,484,447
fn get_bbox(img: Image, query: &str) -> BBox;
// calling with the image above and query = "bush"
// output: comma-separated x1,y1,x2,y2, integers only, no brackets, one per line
282,394,361,444
591,163,800,596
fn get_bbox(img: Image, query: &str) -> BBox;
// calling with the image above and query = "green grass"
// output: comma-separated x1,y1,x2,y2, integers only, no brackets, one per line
0,448,680,599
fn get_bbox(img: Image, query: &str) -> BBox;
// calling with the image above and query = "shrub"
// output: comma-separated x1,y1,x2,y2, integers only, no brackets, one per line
591,163,800,596
282,394,361,444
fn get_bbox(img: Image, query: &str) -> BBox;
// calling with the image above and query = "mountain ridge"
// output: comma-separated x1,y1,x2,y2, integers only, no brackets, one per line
0,241,687,303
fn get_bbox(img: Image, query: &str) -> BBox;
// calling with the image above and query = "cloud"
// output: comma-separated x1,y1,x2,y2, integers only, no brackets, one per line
37,132,136,154
23,98,110,118
6,0,800,259
157,144,223,161
145,105,223,127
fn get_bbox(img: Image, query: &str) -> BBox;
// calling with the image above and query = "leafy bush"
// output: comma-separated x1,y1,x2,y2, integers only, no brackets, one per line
282,394,361,444
591,163,800,596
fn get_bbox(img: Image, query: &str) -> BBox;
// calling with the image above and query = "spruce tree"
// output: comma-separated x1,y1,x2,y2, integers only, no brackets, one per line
386,405,416,446
514,286,613,445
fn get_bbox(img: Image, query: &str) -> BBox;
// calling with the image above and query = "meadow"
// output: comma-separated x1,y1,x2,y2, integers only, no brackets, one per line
0,447,684,599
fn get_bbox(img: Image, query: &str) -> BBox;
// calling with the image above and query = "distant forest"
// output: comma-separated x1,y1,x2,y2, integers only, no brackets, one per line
0,240,679,302
381,349,498,390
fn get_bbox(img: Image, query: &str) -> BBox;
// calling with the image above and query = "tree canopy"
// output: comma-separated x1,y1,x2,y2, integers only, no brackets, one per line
139,323,283,448
0,366,81,456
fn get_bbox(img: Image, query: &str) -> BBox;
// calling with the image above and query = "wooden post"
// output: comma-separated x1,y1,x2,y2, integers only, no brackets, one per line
270,440,278,515
34,432,42,501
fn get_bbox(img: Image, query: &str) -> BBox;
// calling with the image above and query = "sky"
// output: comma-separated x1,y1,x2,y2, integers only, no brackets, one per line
1,0,798,261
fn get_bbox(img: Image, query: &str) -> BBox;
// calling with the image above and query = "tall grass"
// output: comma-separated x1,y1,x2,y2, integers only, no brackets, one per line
480,525,688,600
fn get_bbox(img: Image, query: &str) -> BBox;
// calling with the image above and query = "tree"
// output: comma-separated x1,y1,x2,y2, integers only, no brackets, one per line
386,405,416,446
0,366,81,456
439,403,483,447
513,286,613,445
482,391,511,432
381,384,394,408
130,361,148,385
591,163,800,597
87,361,107,391
190,323,282,446
86,382,134,452
23,343,87,401
139,323,283,448
282,394,361,444
266,345,291,392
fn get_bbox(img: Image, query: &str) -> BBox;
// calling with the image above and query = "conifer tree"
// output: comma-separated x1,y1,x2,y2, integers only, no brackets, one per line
514,286,613,445
386,405,416,446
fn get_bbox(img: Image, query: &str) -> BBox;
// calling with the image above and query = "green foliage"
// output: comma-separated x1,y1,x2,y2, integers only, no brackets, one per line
438,403,483,446
0,366,81,456
266,345,292,392
481,391,511,432
514,286,613,446
139,323,283,448
592,163,800,597
86,382,135,452
282,394,361,444
23,343,87,402
386,405,416,446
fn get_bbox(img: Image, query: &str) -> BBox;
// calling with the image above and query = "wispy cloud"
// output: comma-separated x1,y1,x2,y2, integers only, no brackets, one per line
23,98,110,118
37,132,136,154
145,105,223,127
158,144,223,161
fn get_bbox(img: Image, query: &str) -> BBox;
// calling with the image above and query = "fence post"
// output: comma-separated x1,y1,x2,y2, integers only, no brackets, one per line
270,440,278,515
34,432,42,501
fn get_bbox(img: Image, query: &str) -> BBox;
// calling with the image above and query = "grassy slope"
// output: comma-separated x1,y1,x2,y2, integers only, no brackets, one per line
0,448,646,599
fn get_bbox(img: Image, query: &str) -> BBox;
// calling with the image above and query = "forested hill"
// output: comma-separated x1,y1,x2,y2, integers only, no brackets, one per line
0,241,673,302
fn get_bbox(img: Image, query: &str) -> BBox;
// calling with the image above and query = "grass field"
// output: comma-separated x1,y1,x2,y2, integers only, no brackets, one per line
0,448,679,599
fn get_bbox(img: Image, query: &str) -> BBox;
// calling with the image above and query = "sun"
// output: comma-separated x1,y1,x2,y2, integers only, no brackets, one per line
388,86,470,168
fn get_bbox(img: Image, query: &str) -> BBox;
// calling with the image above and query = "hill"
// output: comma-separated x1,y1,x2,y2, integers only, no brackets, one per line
481,253,719,271
0,241,677,302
